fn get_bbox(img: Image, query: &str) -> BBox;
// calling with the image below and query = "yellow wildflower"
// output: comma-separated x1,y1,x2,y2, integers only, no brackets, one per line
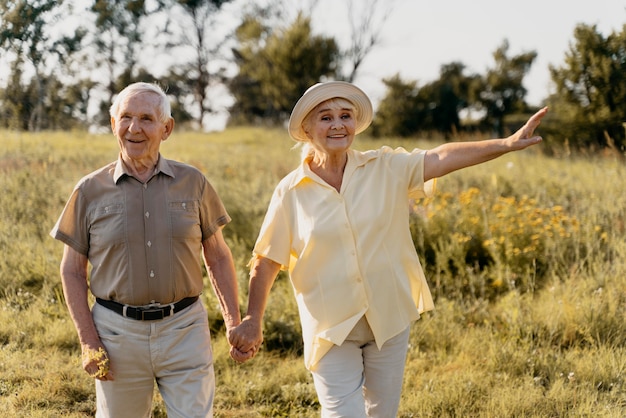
83,347,110,379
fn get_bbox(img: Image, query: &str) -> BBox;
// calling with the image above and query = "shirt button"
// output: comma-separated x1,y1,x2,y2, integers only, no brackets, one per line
145,211,150,218
182,202,187,209
147,241,152,247
356,277,363,282
143,183,148,189
150,270,155,278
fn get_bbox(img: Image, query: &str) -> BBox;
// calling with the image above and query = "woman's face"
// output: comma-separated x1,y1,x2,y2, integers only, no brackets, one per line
305,100,356,156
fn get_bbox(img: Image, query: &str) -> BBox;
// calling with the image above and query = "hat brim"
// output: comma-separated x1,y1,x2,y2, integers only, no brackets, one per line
288,81,373,142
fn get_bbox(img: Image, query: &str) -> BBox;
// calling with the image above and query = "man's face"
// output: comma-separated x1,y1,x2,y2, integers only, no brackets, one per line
111,91,172,164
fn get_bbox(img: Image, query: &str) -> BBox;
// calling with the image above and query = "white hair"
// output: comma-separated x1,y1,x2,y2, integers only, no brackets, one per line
109,82,172,123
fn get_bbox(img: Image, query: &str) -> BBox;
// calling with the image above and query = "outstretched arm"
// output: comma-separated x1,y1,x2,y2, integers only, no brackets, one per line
423,107,548,181
228,255,281,363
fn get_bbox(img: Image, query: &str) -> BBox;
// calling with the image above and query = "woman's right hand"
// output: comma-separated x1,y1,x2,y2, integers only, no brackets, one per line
228,316,264,363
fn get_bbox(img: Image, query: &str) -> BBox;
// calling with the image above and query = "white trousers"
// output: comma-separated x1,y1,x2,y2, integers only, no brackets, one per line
311,316,410,418
92,299,214,418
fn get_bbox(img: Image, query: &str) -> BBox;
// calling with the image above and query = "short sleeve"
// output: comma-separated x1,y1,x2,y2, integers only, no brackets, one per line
199,177,231,240
377,146,436,199
50,186,90,255
252,186,292,269
402,147,435,199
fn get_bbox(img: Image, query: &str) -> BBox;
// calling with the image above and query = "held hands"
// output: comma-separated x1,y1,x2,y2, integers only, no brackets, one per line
506,106,549,150
227,316,264,363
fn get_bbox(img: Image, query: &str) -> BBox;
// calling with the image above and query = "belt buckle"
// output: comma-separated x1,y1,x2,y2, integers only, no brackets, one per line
139,302,170,320
141,308,166,320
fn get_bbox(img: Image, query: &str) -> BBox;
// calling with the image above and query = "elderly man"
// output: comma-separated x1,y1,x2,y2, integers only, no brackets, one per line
51,82,249,417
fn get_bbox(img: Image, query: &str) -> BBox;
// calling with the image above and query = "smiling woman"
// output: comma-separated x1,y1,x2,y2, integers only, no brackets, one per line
291,83,374,191
227,80,548,417
303,98,358,191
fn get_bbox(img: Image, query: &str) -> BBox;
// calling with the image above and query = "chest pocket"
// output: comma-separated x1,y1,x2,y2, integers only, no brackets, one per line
90,203,125,246
169,200,201,240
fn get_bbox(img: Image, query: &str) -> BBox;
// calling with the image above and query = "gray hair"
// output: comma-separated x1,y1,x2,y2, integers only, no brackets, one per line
109,82,172,123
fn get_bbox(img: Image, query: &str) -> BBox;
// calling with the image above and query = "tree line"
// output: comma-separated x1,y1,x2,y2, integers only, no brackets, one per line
1,0,625,151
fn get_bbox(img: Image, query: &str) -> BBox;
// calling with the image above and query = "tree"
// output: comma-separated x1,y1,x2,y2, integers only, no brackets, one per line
0,0,72,130
0,0,90,130
228,13,340,125
90,0,154,126
0,57,29,130
371,74,422,137
423,62,481,135
479,40,536,136
341,0,396,82
548,23,626,150
160,0,235,129
372,64,481,138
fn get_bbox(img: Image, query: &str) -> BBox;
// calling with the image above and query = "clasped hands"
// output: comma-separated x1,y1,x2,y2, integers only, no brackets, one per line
228,316,263,363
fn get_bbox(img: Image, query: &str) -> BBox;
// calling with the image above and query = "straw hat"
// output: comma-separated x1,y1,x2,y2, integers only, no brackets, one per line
288,81,373,142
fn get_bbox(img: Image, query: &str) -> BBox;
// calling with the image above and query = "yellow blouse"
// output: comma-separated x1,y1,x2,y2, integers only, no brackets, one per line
253,146,436,370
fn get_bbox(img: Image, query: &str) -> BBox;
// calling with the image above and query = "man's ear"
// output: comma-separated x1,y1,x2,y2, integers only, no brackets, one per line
162,118,175,141
110,116,116,133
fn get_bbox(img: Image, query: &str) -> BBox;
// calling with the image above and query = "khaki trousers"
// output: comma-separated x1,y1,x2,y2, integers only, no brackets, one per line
92,299,214,418
311,316,410,418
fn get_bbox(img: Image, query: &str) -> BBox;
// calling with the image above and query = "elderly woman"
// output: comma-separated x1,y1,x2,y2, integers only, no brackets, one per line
229,81,547,417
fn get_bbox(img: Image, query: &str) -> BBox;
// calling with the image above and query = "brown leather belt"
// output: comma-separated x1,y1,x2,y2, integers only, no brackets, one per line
96,296,199,321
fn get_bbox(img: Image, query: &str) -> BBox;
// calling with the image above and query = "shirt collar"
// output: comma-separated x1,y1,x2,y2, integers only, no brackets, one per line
113,154,175,183
287,148,378,190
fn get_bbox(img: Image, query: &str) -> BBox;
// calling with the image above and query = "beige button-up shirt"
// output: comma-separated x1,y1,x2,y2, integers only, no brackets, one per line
253,146,436,370
51,155,230,306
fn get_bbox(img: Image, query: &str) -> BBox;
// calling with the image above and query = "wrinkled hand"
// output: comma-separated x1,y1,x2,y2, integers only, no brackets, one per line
229,345,256,363
81,342,114,381
227,317,264,363
506,106,548,150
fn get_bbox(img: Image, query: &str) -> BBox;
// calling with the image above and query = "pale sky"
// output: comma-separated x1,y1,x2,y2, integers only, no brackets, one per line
311,0,626,107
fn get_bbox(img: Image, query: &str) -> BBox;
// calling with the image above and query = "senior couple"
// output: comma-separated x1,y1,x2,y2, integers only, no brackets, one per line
52,81,547,417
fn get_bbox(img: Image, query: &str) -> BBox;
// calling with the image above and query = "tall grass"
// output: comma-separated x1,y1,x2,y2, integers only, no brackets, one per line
0,128,624,417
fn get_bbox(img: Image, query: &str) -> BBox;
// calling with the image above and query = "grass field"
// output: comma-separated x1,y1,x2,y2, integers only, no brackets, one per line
0,127,624,417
